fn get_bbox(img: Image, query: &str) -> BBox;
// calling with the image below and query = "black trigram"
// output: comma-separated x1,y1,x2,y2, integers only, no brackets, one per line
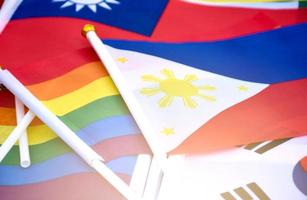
221,182,270,200
243,138,291,154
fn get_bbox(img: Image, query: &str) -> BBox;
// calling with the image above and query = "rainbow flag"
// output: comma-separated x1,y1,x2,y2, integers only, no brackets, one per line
0,49,151,199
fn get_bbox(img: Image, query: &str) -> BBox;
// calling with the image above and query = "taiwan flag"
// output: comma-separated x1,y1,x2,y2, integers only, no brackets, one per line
2,0,307,69
11,0,168,35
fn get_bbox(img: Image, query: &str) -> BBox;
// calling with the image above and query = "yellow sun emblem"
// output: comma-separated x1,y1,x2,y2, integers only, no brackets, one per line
140,69,216,108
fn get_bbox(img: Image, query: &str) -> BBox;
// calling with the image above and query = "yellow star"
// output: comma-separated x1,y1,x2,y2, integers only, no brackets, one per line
161,128,175,136
238,85,249,92
116,57,128,63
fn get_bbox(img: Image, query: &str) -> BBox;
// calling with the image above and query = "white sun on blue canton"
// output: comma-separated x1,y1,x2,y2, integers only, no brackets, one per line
53,0,120,12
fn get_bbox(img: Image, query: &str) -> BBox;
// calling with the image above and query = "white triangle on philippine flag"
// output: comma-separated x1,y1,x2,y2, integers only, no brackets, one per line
105,45,269,153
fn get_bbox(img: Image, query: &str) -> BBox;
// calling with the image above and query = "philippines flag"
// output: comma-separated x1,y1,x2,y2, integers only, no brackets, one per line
96,23,307,154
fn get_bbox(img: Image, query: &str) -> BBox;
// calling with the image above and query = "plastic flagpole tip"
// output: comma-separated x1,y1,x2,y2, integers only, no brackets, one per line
82,24,96,37
21,160,31,168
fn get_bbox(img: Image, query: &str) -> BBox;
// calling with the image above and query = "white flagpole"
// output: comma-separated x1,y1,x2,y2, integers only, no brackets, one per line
15,97,31,168
82,25,167,168
0,67,141,200
129,154,152,196
0,0,23,33
0,110,35,162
